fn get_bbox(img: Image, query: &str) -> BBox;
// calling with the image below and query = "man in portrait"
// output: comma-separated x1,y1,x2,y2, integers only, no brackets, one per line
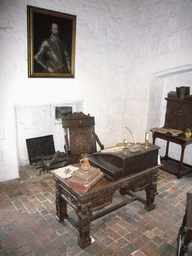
34,22,71,73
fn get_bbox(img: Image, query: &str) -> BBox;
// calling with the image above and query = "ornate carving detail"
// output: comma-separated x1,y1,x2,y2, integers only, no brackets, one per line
70,127,94,153
64,112,91,120
91,192,114,210
82,186,116,203
62,112,95,128
59,184,78,207
121,172,150,191
55,186,60,221
122,180,130,188
77,202,92,246
145,172,159,210
55,181,67,222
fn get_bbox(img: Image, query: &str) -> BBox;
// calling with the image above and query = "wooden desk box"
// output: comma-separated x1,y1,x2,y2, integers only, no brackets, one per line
89,144,160,181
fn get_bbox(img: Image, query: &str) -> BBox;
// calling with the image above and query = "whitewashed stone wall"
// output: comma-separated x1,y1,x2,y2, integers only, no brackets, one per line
1,0,192,181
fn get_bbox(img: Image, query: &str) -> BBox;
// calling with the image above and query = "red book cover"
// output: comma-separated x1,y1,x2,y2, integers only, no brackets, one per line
71,166,101,183
68,172,103,192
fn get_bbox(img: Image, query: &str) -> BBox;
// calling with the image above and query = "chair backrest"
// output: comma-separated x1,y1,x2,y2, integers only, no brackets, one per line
62,112,98,163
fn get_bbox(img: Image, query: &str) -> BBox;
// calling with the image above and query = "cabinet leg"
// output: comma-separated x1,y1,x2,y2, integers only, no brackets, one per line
177,145,186,178
77,202,92,248
152,134,156,145
164,141,169,160
145,172,158,211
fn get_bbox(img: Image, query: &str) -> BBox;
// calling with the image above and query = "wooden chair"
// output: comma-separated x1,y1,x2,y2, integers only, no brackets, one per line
62,112,104,164
177,193,192,256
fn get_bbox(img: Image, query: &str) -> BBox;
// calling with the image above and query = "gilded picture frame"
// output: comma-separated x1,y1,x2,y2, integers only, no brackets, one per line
27,5,76,78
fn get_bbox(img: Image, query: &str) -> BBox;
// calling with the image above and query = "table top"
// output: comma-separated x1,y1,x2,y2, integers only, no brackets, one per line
51,164,160,198
151,128,192,143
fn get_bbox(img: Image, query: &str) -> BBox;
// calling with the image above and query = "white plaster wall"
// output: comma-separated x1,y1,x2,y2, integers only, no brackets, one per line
1,0,192,181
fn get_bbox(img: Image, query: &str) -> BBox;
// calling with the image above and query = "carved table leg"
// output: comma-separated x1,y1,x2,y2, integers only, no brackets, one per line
179,235,191,256
177,193,192,256
145,172,158,211
77,202,92,248
55,182,68,222
178,228,192,256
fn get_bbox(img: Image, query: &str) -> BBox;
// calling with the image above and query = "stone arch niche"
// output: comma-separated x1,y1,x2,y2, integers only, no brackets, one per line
147,64,192,166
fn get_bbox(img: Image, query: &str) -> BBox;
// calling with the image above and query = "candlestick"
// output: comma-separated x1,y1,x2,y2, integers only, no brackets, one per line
145,132,149,146
123,139,129,155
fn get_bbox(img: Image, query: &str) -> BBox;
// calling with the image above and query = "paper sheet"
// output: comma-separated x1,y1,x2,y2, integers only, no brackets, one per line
52,165,79,179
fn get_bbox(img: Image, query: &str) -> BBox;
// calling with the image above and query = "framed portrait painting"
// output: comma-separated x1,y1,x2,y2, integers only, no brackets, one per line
27,5,76,78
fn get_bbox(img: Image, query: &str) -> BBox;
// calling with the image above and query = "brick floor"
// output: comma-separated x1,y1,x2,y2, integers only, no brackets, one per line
0,167,192,256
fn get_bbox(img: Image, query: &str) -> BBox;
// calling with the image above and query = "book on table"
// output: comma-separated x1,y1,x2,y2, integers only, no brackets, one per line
68,167,103,192
71,166,101,183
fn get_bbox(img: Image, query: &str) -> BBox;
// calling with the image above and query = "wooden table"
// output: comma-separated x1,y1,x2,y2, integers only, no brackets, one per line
152,131,192,178
51,165,160,248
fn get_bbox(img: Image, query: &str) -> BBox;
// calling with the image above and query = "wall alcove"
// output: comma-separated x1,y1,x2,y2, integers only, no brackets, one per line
147,64,192,166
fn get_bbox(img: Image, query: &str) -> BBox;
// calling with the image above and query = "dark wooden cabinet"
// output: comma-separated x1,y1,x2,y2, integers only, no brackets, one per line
164,98,192,131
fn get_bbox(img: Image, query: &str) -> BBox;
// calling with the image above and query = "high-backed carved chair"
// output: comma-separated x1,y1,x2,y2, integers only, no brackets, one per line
62,112,104,164
177,193,192,256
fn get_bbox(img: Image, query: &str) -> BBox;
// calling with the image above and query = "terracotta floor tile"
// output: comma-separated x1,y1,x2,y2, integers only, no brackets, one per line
131,250,147,256
1,168,192,255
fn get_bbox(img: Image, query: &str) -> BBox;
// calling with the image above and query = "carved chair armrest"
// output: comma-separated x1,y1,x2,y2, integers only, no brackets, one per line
64,135,70,151
95,133,104,150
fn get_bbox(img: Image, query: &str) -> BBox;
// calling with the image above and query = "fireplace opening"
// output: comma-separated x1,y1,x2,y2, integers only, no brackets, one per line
26,135,67,174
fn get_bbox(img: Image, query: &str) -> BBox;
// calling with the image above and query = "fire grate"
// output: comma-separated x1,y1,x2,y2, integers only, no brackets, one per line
26,135,55,165
26,135,67,174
